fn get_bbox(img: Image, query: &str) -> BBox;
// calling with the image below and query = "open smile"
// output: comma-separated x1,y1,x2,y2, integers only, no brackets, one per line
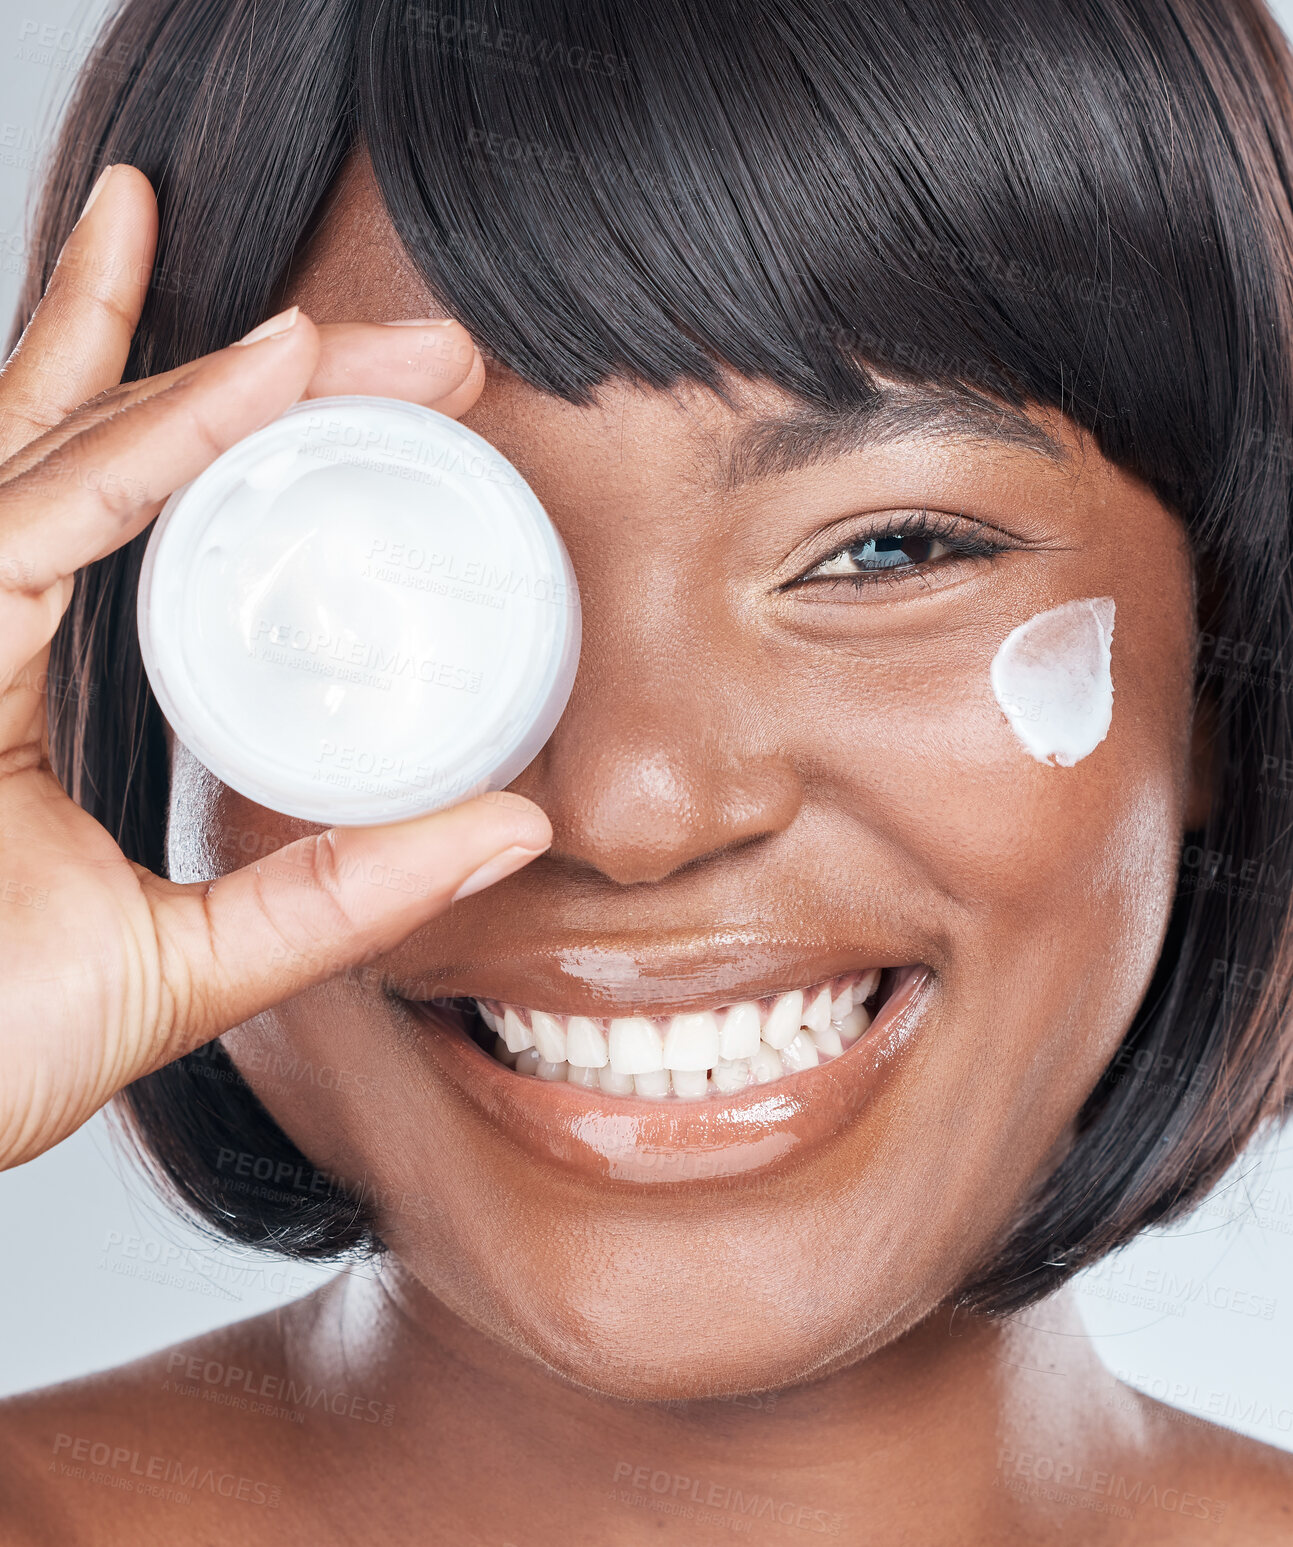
471,970,886,1100
400,965,932,1183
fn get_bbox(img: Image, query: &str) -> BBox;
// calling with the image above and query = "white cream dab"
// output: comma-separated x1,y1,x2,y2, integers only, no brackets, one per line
990,597,1115,767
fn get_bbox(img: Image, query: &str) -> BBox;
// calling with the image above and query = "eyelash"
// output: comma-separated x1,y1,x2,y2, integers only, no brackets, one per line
788,509,1008,594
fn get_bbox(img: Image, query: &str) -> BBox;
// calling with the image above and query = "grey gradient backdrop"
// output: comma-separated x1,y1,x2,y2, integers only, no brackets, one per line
2,0,1293,1453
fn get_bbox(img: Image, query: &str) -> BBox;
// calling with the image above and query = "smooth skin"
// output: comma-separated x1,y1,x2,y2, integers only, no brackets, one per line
1,156,1291,1545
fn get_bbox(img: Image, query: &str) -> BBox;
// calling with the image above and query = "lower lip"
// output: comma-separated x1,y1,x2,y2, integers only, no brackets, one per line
406,966,932,1186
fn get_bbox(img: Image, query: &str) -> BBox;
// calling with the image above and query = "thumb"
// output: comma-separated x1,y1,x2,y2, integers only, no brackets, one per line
148,791,551,1059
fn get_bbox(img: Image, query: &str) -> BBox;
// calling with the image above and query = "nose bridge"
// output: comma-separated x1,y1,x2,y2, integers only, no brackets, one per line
514,606,803,886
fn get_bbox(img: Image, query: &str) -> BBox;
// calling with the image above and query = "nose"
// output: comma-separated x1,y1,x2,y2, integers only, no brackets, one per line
512,627,803,887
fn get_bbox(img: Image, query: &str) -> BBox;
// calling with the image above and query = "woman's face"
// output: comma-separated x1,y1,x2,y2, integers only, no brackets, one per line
168,163,1202,1399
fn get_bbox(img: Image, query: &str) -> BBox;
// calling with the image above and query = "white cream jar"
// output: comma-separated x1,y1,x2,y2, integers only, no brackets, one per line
137,396,580,825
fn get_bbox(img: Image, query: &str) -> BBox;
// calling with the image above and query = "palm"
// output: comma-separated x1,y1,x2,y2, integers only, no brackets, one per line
2,763,168,1156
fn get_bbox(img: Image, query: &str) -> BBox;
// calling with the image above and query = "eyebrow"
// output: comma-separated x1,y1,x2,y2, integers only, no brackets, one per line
718,385,1070,489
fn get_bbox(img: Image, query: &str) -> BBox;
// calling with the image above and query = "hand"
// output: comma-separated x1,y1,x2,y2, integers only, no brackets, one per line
0,165,552,1170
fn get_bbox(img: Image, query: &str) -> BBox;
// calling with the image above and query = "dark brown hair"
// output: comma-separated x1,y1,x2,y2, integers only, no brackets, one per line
17,0,1293,1311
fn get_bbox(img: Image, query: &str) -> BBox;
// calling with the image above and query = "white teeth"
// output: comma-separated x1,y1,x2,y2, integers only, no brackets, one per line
780,1030,820,1073
598,1065,636,1096
566,1016,608,1068
810,1023,844,1057
836,1005,871,1046
662,1011,721,1071
474,967,888,1098
802,985,833,1035
712,1057,751,1094
502,1008,536,1055
749,1043,785,1084
719,1002,762,1060
762,989,803,1050
671,1067,710,1100
530,1010,568,1064
608,1016,665,1075
853,969,881,1004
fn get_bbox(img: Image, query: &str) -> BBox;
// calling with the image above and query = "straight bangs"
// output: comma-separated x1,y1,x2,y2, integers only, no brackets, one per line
365,0,1281,548
20,0,1293,1311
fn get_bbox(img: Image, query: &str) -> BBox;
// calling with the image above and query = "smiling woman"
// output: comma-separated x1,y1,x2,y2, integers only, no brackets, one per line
2,0,1293,1542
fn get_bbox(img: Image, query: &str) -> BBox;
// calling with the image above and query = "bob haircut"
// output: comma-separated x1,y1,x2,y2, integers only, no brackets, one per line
16,0,1293,1313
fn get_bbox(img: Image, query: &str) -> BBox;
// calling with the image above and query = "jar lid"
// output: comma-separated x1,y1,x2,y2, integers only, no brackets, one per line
137,395,580,825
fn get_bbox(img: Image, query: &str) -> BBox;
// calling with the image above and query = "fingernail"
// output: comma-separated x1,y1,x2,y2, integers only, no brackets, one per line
235,306,300,346
383,317,458,326
79,165,116,220
451,845,546,903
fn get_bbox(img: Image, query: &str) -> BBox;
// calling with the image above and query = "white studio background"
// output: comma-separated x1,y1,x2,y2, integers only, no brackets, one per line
2,0,1293,1455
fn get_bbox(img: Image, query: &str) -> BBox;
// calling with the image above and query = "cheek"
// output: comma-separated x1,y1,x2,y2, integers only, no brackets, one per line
795,590,1189,1087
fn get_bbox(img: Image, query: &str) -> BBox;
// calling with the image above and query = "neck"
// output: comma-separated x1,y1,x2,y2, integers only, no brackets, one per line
272,1263,1134,1543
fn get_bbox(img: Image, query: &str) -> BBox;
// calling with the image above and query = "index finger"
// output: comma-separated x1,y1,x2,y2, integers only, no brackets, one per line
0,165,157,460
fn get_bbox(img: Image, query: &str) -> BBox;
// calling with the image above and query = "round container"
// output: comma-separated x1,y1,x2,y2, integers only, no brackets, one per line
137,395,580,825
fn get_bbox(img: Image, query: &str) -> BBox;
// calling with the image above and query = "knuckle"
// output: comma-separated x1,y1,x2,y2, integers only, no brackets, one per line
42,435,141,523
299,833,363,933
172,393,228,466
242,836,366,983
50,262,142,335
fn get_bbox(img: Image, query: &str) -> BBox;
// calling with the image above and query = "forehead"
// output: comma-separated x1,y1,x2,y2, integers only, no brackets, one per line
286,149,433,321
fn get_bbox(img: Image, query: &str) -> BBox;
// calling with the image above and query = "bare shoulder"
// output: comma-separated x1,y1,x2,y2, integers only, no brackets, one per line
0,1305,307,1546
1107,1383,1293,1545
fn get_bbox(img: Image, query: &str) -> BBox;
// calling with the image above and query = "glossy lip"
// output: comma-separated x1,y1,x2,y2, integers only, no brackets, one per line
403,965,932,1186
386,927,884,1015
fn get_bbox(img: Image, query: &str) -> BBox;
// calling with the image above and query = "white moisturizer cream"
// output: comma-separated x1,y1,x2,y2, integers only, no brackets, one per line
989,597,1115,767
138,396,580,825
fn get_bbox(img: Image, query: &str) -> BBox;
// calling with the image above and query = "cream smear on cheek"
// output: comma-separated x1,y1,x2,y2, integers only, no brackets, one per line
990,597,1115,767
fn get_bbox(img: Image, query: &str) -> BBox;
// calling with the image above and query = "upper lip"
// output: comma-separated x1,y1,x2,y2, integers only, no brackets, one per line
387,930,911,1019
